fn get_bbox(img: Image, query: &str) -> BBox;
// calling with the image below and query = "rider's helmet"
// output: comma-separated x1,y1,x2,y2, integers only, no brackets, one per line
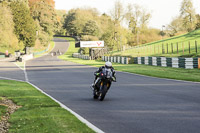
105,61,112,68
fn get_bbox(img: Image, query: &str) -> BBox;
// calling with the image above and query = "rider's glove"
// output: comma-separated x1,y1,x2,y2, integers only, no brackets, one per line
112,77,116,82
94,73,100,76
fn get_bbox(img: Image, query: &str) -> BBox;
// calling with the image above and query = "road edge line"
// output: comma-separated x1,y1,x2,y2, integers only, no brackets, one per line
0,76,104,133
27,81,104,133
0,76,26,82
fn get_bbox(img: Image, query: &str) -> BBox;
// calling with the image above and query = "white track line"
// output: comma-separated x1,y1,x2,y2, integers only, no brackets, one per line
28,82,104,133
0,76,25,82
10,41,105,133
0,75,104,132
14,62,28,82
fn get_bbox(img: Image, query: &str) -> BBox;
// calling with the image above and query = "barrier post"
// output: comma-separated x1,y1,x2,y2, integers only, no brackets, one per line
198,58,200,69
189,41,191,54
177,42,179,54
195,41,198,54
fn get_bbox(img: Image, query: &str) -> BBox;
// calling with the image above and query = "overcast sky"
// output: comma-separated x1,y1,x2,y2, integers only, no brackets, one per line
54,0,200,29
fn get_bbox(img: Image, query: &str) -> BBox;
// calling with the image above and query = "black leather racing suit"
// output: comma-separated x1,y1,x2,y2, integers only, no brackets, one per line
93,66,116,90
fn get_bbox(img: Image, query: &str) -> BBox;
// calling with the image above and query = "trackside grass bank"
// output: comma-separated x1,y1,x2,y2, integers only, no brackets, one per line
58,37,200,82
0,80,94,133
34,41,55,58
111,29,200,57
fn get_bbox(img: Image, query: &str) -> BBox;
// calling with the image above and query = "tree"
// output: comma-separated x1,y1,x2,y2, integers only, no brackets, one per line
0,0,28,5
55,10,66,35
10,2,37,48
83,20,100,36
167,16,185,36
0,3,20,52
180,0,196,31
110,1,125,50
140,9,151,32
110,0,124,23
63,11,79,36
126,4,141,33
63,8,99,36
29,0,55,8
195,14,200,29
125,4,151,45
29,0,57,45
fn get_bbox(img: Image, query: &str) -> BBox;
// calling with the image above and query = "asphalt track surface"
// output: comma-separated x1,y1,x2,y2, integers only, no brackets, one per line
1,38,200,133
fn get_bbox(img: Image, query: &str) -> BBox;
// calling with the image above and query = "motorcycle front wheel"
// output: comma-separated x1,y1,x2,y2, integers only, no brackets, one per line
99,85,107,101
93,91,98,99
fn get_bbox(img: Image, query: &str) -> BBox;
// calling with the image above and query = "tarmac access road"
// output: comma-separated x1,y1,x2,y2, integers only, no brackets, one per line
0,57,25,81
1,38,200,133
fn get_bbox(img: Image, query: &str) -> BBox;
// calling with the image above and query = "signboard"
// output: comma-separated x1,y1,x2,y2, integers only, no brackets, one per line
80,41,104,48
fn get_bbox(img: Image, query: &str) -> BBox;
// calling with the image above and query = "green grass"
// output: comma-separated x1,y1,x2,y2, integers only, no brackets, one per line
34,41,55,58
58,37,200,82
0,80,94,133
112,29,200,57
0,103,7,118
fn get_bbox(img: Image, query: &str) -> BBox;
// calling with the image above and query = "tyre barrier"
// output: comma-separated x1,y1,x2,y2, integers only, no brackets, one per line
102,56,130,64
72,53,91,60
133,57,199,69
73,54,199,69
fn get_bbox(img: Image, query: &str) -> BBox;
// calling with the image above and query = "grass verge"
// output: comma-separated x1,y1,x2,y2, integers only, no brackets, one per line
34,41,55,58
0,104,7,118
58,37,200,82
112,29,200,57
0,80,94,133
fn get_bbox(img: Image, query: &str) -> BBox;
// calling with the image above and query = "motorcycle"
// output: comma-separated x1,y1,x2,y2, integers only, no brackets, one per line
92,68,116,101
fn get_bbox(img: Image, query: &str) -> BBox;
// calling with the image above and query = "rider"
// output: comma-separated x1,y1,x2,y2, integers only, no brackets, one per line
92,61,116,90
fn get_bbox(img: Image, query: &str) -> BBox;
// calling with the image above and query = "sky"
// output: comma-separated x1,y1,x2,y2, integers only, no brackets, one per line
54,0,200,29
